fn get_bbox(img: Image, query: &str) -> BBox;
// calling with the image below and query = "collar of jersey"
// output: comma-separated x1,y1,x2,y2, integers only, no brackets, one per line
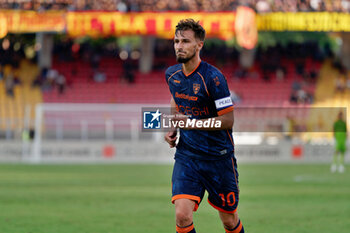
182,60,202,77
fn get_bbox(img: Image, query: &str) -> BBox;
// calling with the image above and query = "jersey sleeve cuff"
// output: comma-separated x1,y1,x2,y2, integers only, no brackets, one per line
217,106,234,116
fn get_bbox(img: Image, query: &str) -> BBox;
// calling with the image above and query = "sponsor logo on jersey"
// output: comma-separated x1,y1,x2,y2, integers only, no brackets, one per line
175,92,198,101
213,77,220,86
177,105,209,116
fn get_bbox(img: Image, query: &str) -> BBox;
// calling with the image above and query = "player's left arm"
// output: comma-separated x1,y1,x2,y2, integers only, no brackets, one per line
214,109,234,129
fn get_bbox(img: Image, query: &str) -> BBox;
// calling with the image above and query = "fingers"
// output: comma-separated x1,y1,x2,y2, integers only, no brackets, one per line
165,136,177,148
165,131,177,148
164,134,177,143
169,138,177,148
168,130,177,138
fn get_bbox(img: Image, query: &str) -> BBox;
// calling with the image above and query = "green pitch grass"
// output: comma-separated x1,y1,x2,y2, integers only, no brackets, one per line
0,163,349,233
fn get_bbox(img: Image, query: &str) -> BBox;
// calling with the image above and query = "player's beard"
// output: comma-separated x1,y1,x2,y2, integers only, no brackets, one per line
176,49,196,63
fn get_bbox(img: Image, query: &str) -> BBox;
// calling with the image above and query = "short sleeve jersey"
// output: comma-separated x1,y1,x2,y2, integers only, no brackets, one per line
165,61,234,159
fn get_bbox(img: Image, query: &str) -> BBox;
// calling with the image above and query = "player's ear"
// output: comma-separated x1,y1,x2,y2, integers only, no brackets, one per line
197,40,204,51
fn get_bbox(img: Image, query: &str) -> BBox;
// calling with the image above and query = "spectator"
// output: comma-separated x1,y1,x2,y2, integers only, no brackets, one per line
56,73,66,94
46,68,58,90
295,61,305,77
292,81,302,91
32,74,43,88
117,0,128,12
122,58,135,83
93,69,107,83
309,68,318,83
276,67,285,81
255,0,271,13
284,115,296,139
32,67,48,89
230,90,242,104
297,88,307,103
335,74,346,93
262,73,270,82
5,72,15,97
0,65,3,81
290,90,298,103
90,53,101,70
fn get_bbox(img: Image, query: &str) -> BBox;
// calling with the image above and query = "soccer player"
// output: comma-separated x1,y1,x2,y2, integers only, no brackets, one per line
164,19,244,233
331,111,347,173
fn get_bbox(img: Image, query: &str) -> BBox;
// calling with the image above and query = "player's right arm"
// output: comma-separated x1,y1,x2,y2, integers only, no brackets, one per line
164,97,178,148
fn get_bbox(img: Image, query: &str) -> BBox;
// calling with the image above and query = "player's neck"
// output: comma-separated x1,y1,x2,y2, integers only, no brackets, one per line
182,57,201,76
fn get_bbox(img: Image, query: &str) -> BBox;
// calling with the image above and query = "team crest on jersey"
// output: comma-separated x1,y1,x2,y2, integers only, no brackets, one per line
213,77,220,86
193,83,200,94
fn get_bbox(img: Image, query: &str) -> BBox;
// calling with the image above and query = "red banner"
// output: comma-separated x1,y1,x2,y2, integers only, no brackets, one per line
66,12,236,39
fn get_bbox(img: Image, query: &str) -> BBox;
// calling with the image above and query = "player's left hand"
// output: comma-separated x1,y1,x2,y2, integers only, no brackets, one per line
165,129,177,148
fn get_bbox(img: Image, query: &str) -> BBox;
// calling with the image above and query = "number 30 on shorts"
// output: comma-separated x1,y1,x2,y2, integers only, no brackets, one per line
219,192,236,207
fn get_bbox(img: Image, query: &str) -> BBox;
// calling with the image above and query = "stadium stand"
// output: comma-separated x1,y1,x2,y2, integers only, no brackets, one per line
44,56,171,103
41,54,319,106
314,59,350,106
0,60,41,131
36,37,320,106
0,30,327,141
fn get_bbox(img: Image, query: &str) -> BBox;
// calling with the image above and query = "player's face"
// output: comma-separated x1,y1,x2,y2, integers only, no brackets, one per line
338,112,343,120
174,30,202,63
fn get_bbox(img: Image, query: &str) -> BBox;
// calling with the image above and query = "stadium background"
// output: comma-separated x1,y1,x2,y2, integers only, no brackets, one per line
0,1,350,232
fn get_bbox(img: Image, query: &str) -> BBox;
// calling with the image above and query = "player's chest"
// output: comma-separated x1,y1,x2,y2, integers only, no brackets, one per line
169,75,209,103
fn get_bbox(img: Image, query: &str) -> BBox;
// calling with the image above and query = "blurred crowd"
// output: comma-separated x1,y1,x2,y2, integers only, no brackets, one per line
32,67,67,94
0,0,349,12
0,42,23,98
253,0,350,13
333,60,350,94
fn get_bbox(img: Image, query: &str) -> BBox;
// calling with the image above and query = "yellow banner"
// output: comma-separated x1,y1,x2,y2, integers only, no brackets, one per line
257,12,350,31
2,10,65,33
0,13,7,38
66,12,236,39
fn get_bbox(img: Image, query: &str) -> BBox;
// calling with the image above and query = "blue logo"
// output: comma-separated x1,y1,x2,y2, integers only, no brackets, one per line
143,109,162,129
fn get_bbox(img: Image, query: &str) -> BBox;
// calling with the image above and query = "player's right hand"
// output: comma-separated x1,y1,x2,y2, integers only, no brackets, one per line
164,130,177,148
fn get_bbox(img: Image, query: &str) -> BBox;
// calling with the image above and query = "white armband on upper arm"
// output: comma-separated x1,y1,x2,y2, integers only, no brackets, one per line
215,96,233,109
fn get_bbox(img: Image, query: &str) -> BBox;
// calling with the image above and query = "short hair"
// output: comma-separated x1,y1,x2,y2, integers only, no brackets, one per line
175,19,206,41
